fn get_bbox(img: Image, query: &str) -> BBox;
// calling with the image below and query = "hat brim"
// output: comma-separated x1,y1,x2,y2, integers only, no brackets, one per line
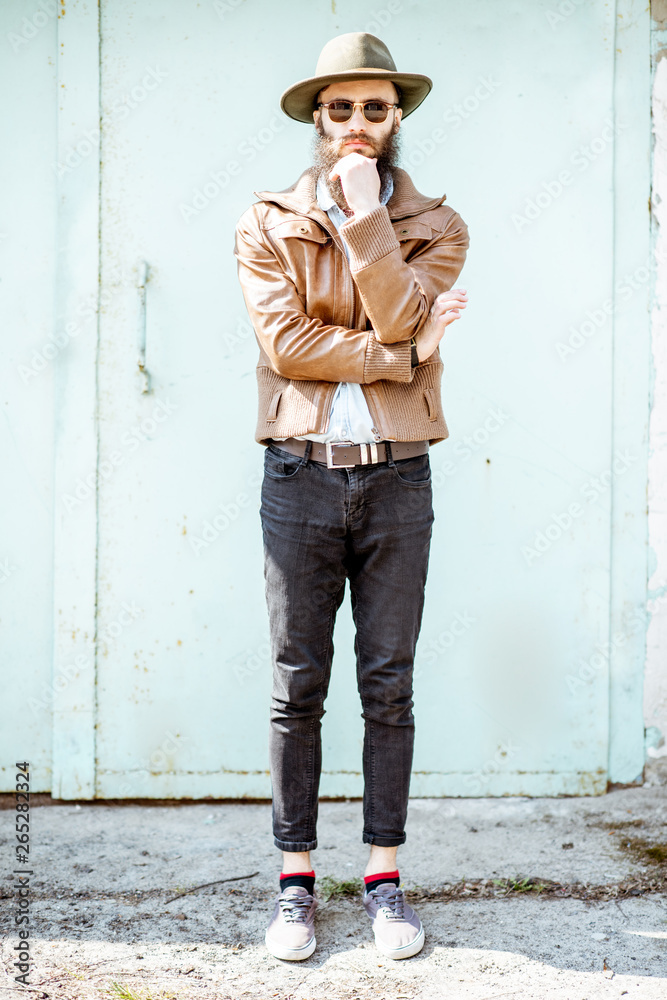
280,69,432,123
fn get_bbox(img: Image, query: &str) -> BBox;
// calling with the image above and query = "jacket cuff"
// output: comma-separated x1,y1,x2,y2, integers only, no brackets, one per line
363,335,413,383
339,205,400,271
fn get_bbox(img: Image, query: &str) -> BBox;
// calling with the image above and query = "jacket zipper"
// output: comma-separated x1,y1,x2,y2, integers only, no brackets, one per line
341,225,397,441
293,209,398,441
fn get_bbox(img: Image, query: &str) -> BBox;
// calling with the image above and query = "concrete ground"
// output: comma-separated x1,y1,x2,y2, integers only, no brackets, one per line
1,759,666,1000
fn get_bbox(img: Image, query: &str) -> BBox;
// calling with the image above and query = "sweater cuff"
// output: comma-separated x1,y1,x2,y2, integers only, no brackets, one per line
363,335,413,383
339,205,400,271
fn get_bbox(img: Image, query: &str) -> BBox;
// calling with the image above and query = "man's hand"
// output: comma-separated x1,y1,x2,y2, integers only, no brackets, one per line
414,288,468,362
329,152,381,216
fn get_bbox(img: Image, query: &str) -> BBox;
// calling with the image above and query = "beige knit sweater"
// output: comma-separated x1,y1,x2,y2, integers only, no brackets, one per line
235,167,469,446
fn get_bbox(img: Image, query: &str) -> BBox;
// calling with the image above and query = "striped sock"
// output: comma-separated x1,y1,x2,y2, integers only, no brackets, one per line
364,869,400,894
280,870,315,895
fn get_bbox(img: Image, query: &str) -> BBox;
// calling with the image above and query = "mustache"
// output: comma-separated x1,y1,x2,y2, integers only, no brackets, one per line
311,122,401,212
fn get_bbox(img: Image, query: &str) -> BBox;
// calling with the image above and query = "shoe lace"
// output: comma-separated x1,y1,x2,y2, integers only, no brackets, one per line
278,892,313,923
370,885,405,919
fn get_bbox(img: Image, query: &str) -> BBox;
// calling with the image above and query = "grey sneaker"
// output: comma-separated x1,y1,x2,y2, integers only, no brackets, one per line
265,886,317,961
363,882,424,960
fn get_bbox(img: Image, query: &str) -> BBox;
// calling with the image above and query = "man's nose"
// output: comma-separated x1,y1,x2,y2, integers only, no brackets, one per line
347,105,367,129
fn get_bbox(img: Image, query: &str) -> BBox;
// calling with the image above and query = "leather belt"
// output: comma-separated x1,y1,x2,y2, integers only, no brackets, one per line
269,437,429,470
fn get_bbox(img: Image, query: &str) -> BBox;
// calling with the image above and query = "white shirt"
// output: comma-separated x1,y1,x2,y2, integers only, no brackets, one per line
275,174,394,445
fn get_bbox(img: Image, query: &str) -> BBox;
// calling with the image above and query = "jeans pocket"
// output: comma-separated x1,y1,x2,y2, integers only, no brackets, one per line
263,444,305,480
392,453,432,487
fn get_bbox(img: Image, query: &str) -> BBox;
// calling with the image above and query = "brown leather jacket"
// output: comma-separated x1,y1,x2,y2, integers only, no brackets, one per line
234,166,469,446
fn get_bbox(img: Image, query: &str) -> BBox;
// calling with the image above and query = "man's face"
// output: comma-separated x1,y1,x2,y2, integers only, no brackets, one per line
312,79,402,211
313,79,402,158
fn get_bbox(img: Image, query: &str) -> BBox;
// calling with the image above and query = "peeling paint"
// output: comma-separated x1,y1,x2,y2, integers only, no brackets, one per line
652,0,667,28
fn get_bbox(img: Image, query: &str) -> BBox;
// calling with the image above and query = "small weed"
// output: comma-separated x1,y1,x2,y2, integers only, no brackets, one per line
588,818,646,830
64,968,86,980
493,876,548,894
107,986,142,1000
105,984,177,1000
318,875,363,902
617,836,667,866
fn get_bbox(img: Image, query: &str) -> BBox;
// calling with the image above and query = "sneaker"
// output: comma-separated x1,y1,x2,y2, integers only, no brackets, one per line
265,886,317,961
363,882,424,960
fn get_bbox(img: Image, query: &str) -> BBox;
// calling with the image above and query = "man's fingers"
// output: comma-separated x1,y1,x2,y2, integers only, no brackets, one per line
432,292,467,311
431,308,461,329
437,287,467,302
331,152,378,177
432,295,467,309
430,298,467,320
433,292,467,308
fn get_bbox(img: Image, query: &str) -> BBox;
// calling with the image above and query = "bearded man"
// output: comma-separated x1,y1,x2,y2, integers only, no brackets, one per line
235,31,469,962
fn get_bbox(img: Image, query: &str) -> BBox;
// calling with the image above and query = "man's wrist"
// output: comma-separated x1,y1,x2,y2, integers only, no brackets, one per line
349,201,381,219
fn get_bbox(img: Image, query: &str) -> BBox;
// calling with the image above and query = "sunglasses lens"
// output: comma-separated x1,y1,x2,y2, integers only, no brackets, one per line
323,101,392,123
363,102,389,123
327,101,353,123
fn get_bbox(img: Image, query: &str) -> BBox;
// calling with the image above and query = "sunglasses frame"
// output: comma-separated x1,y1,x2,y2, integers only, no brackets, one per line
317,100,399,124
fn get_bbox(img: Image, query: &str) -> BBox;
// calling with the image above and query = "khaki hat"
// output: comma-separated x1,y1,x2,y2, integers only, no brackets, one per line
280,32,432,124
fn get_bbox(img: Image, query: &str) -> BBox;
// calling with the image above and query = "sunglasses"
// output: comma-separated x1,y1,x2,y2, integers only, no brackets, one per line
318,100,399,124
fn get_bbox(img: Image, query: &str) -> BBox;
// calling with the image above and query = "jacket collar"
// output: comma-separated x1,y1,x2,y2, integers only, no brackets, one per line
254,166,446,222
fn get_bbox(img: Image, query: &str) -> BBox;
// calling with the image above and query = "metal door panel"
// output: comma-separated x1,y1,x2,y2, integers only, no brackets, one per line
90,0,649,798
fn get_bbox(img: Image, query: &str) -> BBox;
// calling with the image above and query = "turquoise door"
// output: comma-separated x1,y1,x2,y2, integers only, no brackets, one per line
6,0,650,798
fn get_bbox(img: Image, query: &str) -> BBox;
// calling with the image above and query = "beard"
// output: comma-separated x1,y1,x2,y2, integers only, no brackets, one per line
311,120,402,214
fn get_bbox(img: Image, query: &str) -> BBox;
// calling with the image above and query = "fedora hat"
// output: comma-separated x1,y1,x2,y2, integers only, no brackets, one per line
280,32,432,124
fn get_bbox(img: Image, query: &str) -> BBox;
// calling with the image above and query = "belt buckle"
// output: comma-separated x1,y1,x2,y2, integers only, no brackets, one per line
326,440,356,469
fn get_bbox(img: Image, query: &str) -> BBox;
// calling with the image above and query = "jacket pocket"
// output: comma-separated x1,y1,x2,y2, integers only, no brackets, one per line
423,387,438,421
266,220,330,244
392,220,433,242
267,389,282,422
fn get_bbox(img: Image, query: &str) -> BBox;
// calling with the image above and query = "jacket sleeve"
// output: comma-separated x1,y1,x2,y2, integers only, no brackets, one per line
234,213,414,384
339,205,469,345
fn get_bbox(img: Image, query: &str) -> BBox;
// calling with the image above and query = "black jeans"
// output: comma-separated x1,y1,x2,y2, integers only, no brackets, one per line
260,440,434,852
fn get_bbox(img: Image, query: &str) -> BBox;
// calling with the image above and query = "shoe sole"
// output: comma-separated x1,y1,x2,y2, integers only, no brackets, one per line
375,923,425,960
265,931,316,961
